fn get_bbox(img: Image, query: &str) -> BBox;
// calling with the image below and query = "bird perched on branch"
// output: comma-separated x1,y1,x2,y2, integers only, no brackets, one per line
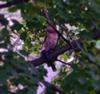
42,26,58,52
41,26,59,70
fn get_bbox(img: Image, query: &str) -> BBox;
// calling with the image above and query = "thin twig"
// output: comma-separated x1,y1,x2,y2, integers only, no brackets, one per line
15,50,27,60
57,59,73,66
43,9,72,47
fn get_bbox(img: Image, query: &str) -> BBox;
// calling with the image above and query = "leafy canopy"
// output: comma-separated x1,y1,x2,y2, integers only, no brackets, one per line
0,0,100,94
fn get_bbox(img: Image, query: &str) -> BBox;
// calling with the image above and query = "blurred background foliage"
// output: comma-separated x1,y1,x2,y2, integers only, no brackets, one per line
0,0,100,94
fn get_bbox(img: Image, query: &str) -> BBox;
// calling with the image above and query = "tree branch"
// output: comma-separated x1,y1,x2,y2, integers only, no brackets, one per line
0,0,29,9
43,81,65,94
29,40,78,66
29,31,100,67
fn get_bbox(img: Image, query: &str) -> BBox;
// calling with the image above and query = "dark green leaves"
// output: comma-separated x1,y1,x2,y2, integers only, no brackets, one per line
0,0,100,94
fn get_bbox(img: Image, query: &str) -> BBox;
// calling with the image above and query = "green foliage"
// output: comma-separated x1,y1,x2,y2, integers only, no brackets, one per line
0,0,100,94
